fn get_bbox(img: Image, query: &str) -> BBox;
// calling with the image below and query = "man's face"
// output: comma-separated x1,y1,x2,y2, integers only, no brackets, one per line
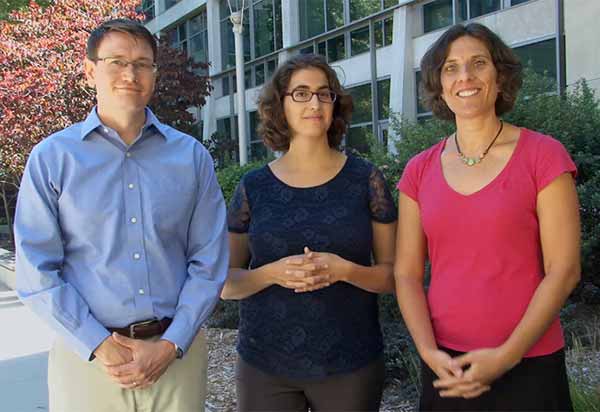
84,31,156,117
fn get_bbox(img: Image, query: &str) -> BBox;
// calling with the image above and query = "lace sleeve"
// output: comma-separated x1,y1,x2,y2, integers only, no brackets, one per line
368,165,398,223
227,179,251,233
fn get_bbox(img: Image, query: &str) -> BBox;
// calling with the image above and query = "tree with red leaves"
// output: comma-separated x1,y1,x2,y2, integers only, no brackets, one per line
0,1,212,243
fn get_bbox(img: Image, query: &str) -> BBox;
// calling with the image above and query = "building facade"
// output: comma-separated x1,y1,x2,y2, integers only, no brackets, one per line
143,0,598,161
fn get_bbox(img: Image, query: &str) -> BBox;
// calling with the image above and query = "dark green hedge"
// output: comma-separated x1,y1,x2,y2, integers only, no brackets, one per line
210,71,600,332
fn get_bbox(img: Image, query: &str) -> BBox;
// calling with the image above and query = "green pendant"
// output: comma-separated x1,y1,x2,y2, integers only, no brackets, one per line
467,158,476,166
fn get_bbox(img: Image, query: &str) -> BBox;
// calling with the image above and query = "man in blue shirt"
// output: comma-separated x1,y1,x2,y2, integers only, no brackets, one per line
14,19,229,411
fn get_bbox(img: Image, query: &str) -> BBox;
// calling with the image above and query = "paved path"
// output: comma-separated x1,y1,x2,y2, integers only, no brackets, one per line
0,281,54,412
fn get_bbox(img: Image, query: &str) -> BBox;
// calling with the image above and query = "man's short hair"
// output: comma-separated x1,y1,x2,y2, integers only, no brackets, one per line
87,19,158,61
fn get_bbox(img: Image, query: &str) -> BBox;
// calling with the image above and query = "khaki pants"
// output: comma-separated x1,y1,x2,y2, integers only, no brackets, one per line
48,330,207,412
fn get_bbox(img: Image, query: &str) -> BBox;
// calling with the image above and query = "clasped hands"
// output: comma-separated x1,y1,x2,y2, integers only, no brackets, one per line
426,346,517,399
271,247,350,293
93,332,177,390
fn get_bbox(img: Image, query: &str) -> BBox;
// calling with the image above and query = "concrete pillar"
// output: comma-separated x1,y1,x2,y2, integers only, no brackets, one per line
203,0,221,140
278,0,300,65
388,4,416,149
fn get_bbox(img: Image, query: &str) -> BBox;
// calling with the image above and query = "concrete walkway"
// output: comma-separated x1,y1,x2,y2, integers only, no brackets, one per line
0,280,53,412
0,247,15,289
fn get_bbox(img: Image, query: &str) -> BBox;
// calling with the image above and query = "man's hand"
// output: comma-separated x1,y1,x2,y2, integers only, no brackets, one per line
93,335,133,367
104,333,177,389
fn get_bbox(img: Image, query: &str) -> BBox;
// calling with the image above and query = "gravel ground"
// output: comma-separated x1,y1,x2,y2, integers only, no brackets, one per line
205,326,600,412
205,328,416,412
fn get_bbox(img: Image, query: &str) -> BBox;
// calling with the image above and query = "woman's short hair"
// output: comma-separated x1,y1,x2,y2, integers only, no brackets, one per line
257,54,353,151
420,23,522,121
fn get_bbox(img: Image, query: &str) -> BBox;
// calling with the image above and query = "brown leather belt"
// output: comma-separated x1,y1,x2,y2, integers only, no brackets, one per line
107,318,172,339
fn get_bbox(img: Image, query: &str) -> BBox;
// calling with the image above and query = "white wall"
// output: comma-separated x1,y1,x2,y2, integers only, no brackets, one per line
564,0,600,96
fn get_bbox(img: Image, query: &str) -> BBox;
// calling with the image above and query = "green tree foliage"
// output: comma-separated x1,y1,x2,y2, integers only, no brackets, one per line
367,69,600,295
0,0,50,20
0,0,212,242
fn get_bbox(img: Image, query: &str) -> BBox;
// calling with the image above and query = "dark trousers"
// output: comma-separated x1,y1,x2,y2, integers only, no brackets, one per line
236,356,385,412
420,347,573,411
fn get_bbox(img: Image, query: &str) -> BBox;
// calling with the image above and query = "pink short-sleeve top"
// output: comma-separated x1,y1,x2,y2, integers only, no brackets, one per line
397,128,577,357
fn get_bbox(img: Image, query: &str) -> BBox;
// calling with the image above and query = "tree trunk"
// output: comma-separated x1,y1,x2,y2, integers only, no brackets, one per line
0,183,14,248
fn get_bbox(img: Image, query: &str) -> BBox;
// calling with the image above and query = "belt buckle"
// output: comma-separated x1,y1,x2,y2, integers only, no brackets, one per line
129,318,157,339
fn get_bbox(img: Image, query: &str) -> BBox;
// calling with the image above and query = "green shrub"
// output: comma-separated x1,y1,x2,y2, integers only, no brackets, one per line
571,382,600,412
210,161,266,329
216,161,266,205
360,70,600,294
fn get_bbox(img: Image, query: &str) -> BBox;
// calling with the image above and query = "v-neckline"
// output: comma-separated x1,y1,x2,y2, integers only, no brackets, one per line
438,128,525,197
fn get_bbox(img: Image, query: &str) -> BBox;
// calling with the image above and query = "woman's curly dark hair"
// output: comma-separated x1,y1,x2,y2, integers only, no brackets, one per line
420,23,523,121
257,54,353,151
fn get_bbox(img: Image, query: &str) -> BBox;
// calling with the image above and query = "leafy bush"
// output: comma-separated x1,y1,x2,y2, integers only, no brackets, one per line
361,70,600,294
216,161,266,205
209,161,266,329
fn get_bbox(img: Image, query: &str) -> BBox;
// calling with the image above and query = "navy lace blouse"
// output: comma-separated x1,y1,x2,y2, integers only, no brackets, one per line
227,155,397,379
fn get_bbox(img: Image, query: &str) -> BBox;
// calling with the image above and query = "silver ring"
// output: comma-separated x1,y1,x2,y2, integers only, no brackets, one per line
133,381,137,386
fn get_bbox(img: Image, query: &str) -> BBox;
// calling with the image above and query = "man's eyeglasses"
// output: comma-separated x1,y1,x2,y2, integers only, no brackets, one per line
284,88,337,104
93,57,158,74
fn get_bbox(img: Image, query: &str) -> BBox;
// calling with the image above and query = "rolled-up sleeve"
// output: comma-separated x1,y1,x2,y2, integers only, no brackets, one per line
15,145,109,360
161,147,229,354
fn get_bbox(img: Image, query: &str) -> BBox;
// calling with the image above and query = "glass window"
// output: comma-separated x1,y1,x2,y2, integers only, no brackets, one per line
511,0,530,5
245,68,252,89
222,76,231,96
220,14,250,68
141,0,154,21
267,59,277,79
375,17,393,48
327,35,345,62
377,79,390,120
275,0,283,50
215,116,240,164
190,35,207,64
249,111,268,161
164,11,208,71
189,12,208,68
415,71,429,114
458,0,500,20
299,0,325,40
351,26,370,56
349,83,372,124
189,13,206,35
318,41,327,58
346,125,372,153
423,0,453,33
255,63,265,86
513,39,557,80
250,142,268,160
327,0,345,30
254,0,275,58
220,1,230,18
300,45,314,55
350,0,380,22
165,0,182,10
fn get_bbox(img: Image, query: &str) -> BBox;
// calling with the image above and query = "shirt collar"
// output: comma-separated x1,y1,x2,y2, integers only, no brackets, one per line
80,107,170,141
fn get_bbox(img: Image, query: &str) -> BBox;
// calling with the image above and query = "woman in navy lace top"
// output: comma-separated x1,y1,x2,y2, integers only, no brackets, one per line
222,54,398,411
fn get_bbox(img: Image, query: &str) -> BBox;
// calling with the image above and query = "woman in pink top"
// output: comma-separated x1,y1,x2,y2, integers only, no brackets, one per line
395,23,580,411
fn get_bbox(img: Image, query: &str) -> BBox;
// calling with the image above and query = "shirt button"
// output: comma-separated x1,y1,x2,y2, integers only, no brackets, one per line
103,128,108,133
138,289,145,295
133,253,141,260
130,217,137,224
126,152,132,158
128,183,134,189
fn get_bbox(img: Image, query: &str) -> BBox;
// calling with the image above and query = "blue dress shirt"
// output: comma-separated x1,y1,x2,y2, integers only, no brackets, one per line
15,107,229,360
